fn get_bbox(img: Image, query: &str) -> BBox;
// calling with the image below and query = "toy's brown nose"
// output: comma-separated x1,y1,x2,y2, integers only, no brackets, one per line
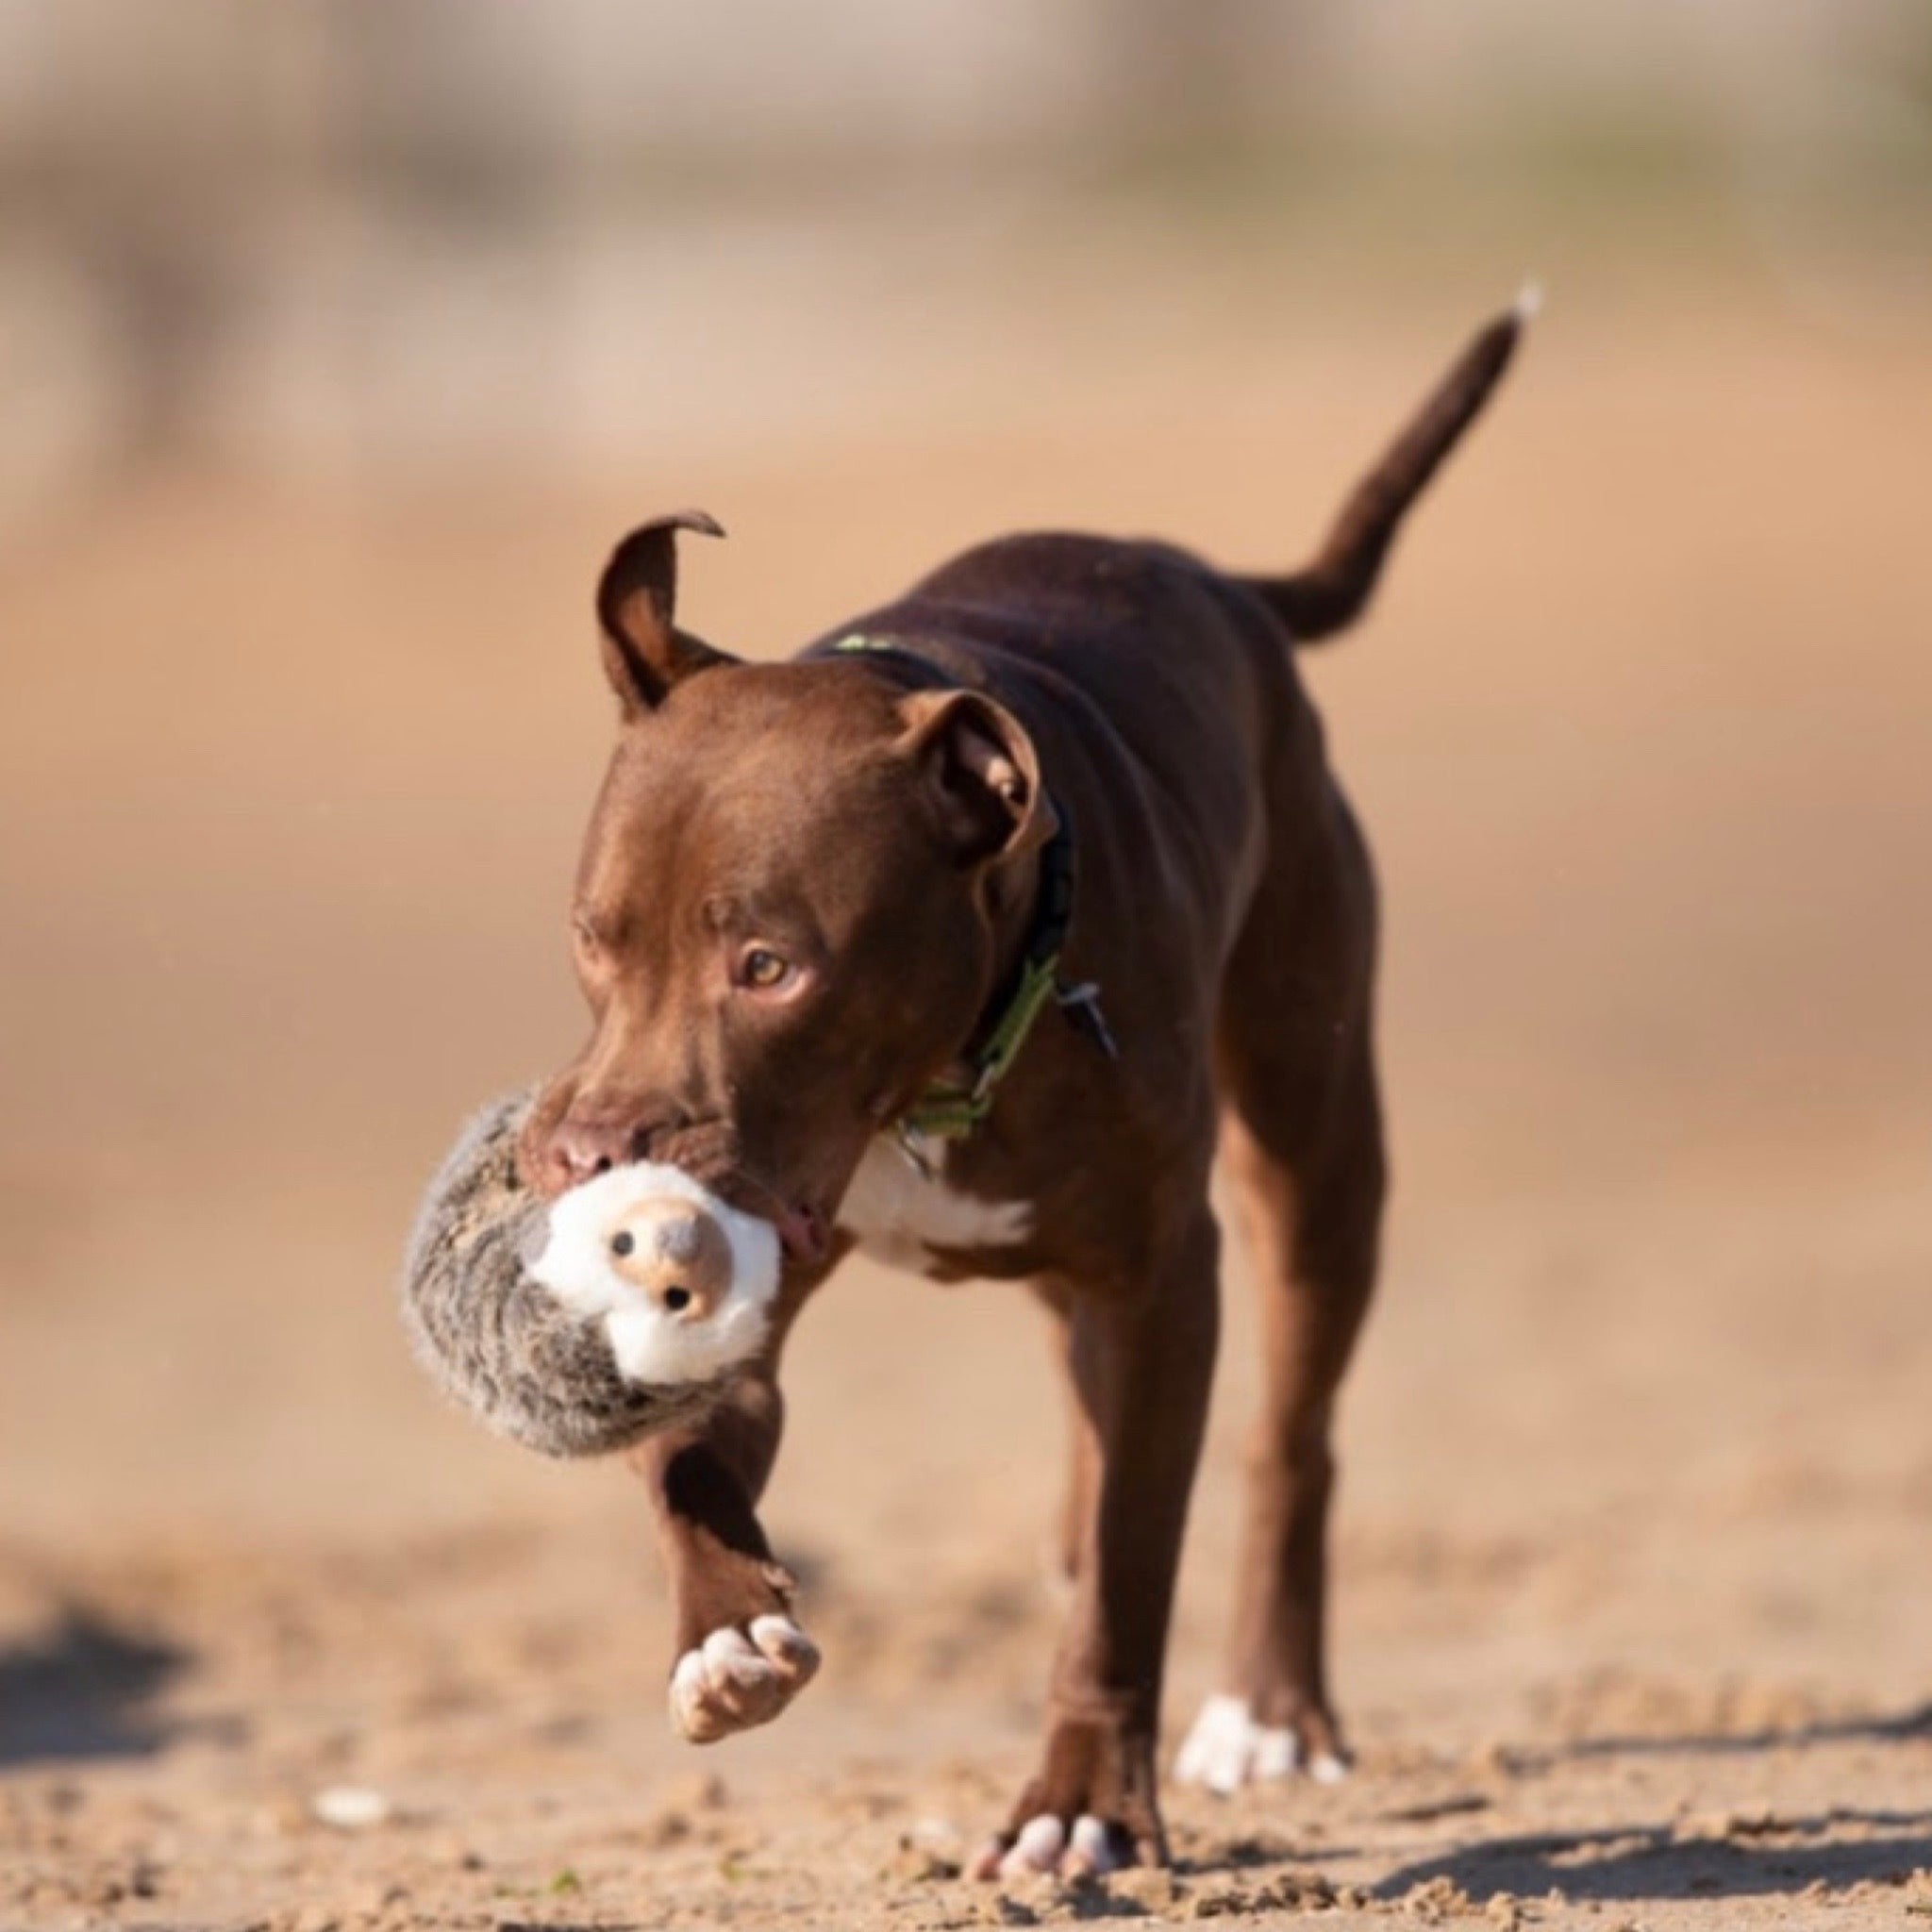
608,1200,733,1320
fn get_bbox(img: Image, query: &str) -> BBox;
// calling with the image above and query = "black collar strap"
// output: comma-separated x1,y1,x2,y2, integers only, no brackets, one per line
824,632,1118,1164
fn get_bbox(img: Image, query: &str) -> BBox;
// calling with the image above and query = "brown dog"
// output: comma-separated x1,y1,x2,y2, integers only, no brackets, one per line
517,297,1528,1877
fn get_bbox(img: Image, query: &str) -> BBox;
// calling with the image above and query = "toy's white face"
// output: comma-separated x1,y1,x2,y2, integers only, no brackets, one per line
529,1162,781,1385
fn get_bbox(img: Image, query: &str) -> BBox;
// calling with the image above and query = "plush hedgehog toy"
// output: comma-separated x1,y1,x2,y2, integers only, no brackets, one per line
402,1091,781,1457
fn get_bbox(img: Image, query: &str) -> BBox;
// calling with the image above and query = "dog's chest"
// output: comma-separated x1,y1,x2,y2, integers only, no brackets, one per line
839,1137,1035,1274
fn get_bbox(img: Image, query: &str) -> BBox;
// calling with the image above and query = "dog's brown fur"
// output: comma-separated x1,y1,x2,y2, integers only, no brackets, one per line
518,303,1525,1873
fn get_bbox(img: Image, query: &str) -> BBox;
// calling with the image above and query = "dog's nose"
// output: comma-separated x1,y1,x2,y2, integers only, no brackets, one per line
544,1114,641,1191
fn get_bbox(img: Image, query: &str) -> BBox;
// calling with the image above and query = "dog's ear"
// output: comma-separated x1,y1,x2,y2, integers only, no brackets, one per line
897,690,1055,867
595,510,733,712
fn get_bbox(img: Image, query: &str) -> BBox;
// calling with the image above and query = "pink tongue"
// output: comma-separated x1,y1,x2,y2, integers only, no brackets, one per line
773,1202,826,1266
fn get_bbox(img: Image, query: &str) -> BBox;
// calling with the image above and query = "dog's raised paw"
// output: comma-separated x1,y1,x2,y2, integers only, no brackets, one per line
668,1614,819,1742
1173,1693,1350,1793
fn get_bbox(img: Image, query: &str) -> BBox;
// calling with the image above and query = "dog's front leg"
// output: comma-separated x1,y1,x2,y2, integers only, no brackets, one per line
974,1209,1221,1879
629,1357,820,1742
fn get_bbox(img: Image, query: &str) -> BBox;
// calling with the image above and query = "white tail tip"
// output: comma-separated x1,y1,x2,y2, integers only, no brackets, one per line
1511,278,1545,325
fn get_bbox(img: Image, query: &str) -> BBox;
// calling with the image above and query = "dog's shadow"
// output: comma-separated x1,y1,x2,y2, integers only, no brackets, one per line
1373,1704,1932,1906
0,1604,189,1766
1546,1700,1932,1764
1377,1809,1932,1905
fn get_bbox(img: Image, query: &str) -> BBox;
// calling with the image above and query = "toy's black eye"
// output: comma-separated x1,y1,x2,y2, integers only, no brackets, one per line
610,1231,635,1257
662,1286,691,1312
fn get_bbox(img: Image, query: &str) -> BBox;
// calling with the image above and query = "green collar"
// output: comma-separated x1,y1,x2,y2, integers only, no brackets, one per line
824,632,1116,1166
897,844,1074,1148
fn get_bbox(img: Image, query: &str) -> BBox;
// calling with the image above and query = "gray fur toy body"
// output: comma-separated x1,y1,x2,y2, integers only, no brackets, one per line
402,1091,721,1457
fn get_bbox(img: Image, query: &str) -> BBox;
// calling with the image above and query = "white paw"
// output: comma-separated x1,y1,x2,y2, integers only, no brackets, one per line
970,1812,1130,1881
668,1614,819,1743
1173,1693,1349,1793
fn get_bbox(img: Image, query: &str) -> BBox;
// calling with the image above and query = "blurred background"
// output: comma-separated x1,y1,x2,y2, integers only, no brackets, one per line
3,4,1930,1924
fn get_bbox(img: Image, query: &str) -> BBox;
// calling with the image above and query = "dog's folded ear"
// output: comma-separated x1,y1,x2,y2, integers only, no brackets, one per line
595,510,735,712
897,689,1056,868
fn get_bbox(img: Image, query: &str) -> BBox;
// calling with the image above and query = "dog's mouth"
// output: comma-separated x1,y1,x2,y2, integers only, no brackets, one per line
707,1169,830,1270
770,1200,830,1268
532,1107,843,1274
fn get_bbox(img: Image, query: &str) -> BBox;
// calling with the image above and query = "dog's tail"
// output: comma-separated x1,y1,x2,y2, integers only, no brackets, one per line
1243,284,1537,644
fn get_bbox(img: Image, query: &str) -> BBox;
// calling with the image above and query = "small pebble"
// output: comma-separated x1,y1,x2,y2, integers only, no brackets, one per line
310,1786,391,1831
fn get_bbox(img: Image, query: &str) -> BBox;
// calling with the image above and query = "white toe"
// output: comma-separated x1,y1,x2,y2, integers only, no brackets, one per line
748,1613,819,1680
1067,1813,1124,1874
1251,1724,1301,1781
1000,1813,1066,1877
1174,1692,1256,1793
1174,1693,1343,1791
701,1624,766,1689
1174,1692,1247,1790
669,1648,717,1739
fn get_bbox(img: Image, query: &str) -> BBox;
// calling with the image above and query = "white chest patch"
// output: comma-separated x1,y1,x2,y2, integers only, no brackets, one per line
838,1136,1036,1274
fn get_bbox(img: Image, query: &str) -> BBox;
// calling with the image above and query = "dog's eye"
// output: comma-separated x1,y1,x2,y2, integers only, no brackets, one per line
736,945,793,991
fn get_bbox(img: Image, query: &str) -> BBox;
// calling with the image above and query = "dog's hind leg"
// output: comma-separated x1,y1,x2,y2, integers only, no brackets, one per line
1175,782,1386,1792
1174,290,1528,1788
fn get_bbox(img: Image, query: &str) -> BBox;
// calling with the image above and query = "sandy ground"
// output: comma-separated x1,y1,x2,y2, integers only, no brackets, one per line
4,265,1931,1929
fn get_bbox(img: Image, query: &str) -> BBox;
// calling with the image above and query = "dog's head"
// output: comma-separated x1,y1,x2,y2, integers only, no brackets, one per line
517,513,1052,1266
